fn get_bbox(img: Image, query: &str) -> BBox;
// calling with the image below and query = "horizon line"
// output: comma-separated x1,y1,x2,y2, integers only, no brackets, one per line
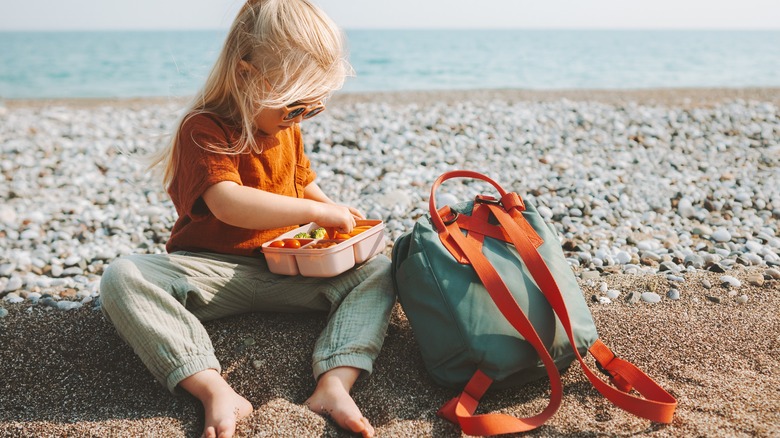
2,26,780,32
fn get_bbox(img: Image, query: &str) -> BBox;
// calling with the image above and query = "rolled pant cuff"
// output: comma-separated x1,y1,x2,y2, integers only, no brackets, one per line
165,355,222,394
312,354,374,381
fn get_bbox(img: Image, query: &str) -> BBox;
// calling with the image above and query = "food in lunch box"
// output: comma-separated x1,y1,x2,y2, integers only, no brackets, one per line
282,239,302,248
349,225,372,236
294,227,329,239
308,241,338,249
267,238,304,248
310,227,328,239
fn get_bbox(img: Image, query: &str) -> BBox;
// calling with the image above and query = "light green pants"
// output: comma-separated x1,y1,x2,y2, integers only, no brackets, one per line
99,251,395,393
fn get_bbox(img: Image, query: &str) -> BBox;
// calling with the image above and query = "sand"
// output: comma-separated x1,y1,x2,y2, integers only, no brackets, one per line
1,88,779,437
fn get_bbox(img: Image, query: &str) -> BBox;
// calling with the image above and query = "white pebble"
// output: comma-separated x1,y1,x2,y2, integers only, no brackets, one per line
615,251,632,265
720,275,742,288
3,293,24,304
712,228,731,242
641,292,662,303
4,276,23,292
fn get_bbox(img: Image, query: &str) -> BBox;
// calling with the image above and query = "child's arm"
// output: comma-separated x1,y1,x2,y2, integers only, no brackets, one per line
202,181,357,232
303,182,365,220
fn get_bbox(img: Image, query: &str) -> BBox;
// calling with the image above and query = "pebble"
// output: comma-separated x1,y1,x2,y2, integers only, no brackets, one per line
711,229,732,243
701,278,712,289
667,289,680,300
720,275,742,288
666,274,685,283
746,273,765,287
57,301,82,311
0,307,7,318
765,268,780,280
4,276,23,292
624,291,641,304
606,289,621,299
736,295,749,304
3,293,24,304
641,292,662,303
0,99,778,308
581,271,600,280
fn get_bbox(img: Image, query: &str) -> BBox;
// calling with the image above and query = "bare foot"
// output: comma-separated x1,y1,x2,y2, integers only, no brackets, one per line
305,367,374,438
179,369,254,438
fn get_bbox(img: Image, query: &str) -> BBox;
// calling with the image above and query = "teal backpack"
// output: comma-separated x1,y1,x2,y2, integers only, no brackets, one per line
391,170,676,434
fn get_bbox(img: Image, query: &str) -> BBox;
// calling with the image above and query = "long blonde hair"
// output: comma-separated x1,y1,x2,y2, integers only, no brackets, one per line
150,0,352,187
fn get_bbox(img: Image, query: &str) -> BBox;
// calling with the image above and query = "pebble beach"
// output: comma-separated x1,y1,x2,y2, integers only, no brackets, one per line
1,88,779,437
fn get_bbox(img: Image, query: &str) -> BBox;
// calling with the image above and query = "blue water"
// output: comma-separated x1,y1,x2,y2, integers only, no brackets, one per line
1,29,779,99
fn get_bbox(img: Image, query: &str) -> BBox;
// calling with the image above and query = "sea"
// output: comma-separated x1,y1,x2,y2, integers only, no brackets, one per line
1,29,779,99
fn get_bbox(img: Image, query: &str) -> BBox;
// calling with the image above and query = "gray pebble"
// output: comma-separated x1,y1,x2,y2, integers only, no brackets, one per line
624,291,640,304
667,289,680,300
57,301,82,311
641,292,662,303
666,274,685,283
683,254,705,269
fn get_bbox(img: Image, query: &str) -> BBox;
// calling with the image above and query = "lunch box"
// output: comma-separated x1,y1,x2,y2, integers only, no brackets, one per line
261,220,386,277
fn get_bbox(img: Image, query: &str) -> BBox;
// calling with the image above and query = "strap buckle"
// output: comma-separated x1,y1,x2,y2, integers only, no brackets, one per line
474,195,502,207
443,211,459,225
595,357,614,378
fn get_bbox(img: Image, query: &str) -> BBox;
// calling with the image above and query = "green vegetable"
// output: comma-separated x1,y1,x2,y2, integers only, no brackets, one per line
310,227,327,239
293,232,310,239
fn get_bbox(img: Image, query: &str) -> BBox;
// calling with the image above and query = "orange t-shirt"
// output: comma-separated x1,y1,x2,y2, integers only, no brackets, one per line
165,112,317,257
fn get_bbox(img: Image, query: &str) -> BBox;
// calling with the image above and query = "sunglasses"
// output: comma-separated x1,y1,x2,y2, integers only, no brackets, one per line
282,101,325,121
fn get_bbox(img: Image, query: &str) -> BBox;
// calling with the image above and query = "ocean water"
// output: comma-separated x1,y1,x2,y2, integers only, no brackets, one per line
1,29,779,99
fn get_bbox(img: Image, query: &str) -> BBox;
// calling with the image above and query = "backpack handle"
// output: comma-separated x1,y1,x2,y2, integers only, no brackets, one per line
429,170,508,233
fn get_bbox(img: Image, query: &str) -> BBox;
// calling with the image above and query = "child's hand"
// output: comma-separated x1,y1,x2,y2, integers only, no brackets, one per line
313,203,359,233
347,206,365,221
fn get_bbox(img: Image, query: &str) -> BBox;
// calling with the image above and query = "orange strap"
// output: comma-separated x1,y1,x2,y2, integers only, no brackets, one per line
436,210,563,434
486,202,677,424
428,171,677,435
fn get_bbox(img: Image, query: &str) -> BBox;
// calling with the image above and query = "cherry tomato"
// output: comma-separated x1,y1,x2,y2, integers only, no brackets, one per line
282,238,302,249
268,240,285,248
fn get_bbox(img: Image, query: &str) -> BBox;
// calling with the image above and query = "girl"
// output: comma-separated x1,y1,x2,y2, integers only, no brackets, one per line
99,1,394,437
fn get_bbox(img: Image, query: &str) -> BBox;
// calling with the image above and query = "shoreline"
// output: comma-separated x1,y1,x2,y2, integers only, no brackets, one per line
5,86,780,109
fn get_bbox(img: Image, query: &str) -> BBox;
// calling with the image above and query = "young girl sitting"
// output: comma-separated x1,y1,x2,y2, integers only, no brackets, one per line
99,1,395,437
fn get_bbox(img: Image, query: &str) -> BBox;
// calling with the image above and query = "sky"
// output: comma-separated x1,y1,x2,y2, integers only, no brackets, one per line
1,0,779,31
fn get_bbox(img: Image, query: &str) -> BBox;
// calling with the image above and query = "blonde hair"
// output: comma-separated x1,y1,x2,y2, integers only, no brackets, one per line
149,0,352,187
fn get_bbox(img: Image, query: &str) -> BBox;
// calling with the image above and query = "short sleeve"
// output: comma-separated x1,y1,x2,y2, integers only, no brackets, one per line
170,114,243,220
